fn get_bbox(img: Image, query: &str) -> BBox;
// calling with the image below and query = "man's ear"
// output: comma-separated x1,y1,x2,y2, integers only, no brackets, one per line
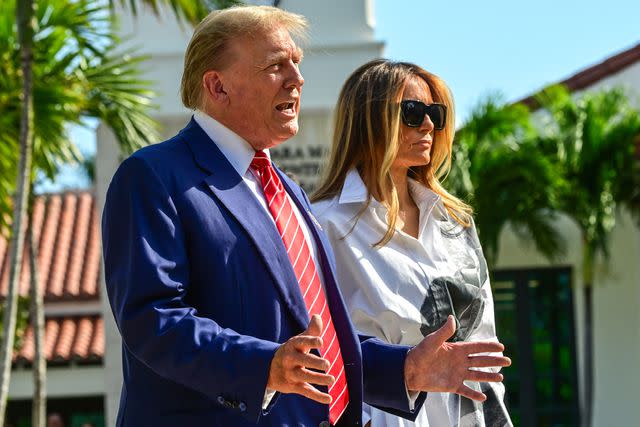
202,70,228,105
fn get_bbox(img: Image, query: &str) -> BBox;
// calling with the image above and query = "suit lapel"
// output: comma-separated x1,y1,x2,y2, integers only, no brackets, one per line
181,119,309,331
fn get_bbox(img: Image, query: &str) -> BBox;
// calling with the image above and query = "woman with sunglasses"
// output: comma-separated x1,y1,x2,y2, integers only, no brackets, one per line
311,59,511,427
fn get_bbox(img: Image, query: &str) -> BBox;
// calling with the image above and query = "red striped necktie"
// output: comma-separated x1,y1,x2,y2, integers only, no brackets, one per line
250,150,349,425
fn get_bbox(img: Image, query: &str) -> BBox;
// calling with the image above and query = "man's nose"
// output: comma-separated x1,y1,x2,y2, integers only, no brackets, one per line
285,62,304,88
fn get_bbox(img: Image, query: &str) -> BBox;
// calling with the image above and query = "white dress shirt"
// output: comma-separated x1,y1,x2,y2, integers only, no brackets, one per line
312,169,510,427
193,111,325,285
193,111,326,408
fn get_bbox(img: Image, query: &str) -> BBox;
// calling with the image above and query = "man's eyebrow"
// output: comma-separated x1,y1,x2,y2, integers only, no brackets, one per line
263,47,304,65
264,51,288,64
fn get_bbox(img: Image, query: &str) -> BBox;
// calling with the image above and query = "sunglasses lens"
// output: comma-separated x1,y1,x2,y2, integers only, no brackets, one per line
426,104,446,130
401,101,446,129
401,101,425,127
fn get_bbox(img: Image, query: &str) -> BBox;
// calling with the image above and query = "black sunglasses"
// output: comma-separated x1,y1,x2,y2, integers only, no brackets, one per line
400,100,447,130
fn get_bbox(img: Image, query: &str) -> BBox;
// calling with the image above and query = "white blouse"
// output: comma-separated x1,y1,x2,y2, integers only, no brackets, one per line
312,169,511,427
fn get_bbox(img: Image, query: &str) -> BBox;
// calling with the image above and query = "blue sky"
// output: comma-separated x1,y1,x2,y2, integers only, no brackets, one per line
40,0,640,192
375,0,639,123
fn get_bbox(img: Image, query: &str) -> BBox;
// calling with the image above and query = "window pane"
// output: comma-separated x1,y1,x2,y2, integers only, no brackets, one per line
493,268,579,426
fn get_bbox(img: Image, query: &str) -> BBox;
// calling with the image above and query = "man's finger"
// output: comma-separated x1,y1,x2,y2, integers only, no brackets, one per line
291,335,323,352
466,370,504,383
296,352,330,371
463,341,506,355
297,368,335,387
298,382,332,405
429,315,456,345
305,314,323,337
468,355,512,368
456,384,487,402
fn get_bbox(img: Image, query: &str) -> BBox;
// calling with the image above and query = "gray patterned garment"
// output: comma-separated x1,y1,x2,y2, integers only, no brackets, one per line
312,169,512,427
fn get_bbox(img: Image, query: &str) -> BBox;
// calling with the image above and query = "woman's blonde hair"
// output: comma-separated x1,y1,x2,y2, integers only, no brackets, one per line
312,59,472,246
180,5,307,110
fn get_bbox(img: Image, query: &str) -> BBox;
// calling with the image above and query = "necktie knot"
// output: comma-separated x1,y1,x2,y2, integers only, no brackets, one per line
250,150,271,173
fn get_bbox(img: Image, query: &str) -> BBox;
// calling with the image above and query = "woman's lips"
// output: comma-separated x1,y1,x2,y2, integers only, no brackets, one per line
412,139,432,148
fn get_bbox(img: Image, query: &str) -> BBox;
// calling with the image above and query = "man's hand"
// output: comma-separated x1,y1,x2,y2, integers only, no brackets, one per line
404,315,511,402
267,315,335,404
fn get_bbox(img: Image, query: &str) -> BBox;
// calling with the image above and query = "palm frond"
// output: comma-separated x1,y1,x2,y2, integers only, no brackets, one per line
537,84,640,259
0,0,159,229
450,93,566,264
109,0,242,26
82,47,159,154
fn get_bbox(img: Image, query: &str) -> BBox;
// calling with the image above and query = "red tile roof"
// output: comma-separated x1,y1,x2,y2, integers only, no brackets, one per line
518,42,640,109
14,315,104,364
0,191,100,301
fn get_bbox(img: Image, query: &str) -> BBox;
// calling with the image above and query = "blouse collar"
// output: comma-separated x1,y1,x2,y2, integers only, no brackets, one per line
338,168,441,213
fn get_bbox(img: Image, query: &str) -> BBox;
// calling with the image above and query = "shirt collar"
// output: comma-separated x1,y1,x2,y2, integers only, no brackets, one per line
193,110,270,176
338,169,371,204
338,168,441,211
408,177,442,217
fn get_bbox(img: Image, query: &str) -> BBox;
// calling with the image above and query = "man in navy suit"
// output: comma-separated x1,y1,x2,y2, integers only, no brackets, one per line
102,5,510,426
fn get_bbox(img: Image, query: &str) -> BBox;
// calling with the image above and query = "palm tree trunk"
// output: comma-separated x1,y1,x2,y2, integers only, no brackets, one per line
0,0,36,424
29,206,46,427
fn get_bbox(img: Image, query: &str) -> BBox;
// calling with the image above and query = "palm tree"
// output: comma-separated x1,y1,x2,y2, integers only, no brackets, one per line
535,84,640,427
0,3,37,427
0,0,162,230
449,93,566,267
28,192,45,427
0,1,239,424
0,0,159,424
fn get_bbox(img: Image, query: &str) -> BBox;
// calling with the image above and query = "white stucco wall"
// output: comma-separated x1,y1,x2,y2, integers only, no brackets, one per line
9,366,105,399
574,57,640,103
590,211,640,425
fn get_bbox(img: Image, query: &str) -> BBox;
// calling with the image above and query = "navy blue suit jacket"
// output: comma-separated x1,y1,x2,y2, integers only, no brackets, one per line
102,119,425,426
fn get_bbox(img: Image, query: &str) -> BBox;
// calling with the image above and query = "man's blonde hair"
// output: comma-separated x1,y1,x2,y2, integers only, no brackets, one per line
180,5,308,110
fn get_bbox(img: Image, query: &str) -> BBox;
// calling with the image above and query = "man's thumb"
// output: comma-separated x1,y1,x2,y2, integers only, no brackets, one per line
431,315,456,344
305,314,323,337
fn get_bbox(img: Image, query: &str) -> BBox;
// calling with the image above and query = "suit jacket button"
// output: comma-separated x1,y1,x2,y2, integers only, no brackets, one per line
238,402,247,412
319,421,331,427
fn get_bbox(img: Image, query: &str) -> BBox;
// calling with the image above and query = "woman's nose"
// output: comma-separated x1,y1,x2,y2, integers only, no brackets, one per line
419,113,435,133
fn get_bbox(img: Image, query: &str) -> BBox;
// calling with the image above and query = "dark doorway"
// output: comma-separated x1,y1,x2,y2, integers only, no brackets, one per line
493,267,580,426
6,395,104,427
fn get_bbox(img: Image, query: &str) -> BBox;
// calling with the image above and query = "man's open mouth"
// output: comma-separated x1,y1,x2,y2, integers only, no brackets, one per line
276,102,295,112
